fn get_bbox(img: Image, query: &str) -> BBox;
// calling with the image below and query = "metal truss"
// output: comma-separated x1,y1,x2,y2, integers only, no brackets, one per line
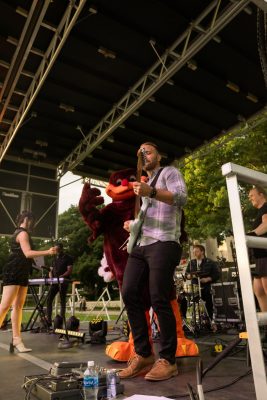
0,0,87,163
251,0,267,12
222,162,267,400
58,0,250,176
0,0,50,108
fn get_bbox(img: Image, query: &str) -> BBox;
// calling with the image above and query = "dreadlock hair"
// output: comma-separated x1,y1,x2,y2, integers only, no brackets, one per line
141,142,160,153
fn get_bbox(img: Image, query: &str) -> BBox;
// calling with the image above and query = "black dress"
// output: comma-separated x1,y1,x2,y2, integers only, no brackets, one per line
251,202,267,278
3,228,33,287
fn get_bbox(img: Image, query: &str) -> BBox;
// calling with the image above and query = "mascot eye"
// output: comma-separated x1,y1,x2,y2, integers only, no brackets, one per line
129,175,136,182
115,179,122,186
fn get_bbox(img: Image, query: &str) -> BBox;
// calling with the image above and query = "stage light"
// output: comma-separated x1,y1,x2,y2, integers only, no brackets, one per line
98,47,116,59
59,103,75,112
166,79,174,86
35,139,48,147
187,60,197,71
89,6,97,15
2,191,19,198
226,81,240,93
89,317,107,344
246,92,258,103
23,147,47,158
54,328,85,339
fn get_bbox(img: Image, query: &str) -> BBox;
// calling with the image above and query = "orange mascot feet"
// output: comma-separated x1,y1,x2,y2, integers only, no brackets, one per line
170,299,199,357
106,302,199,361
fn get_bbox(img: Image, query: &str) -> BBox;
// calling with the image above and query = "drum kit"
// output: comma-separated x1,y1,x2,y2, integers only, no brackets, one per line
175,267,213,335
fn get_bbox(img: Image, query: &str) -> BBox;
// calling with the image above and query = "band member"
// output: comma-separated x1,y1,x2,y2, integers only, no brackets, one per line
120,142,187,381
0,210,57,353
185,244,220,321
248,186,267,312
46,243,73,327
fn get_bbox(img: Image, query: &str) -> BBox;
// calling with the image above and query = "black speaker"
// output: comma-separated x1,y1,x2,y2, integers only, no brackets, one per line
211,282,242,322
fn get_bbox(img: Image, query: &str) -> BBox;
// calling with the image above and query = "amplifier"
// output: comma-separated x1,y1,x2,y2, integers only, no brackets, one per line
24,375,82,400
50,379,79,391
50,361,87,376
24,373,124,400
211,282,243,322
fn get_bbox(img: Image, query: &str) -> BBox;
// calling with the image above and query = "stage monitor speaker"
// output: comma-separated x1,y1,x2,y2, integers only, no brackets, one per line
211,282,242,322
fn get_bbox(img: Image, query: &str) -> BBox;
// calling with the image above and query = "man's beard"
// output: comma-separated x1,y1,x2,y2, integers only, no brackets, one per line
144,159,158,171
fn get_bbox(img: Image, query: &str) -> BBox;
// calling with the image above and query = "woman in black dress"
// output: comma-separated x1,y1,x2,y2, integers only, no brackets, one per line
0,210,57,353
248,186,267,312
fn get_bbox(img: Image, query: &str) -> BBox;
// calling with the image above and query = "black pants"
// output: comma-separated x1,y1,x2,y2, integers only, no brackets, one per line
122,241,182,365
46,283,68,325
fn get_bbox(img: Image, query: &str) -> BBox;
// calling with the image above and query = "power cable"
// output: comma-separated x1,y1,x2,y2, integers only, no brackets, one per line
166,368,252,399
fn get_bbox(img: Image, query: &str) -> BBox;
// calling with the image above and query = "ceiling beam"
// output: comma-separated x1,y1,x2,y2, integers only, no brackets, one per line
58,0,250,177
0,0,50,116
250,0,267,12
0,0,87,164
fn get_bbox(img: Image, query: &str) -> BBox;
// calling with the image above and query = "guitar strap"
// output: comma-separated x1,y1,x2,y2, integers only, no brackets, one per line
119,167,164,252
134,166,164,236
150,167,164,188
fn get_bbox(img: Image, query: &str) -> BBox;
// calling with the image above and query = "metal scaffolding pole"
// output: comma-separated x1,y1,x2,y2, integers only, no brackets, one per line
58,0,250,176
222,162,267,400
0,0,87,163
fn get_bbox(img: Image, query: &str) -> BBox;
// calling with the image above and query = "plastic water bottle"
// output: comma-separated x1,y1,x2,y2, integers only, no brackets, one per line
106,369,117,399
83,361,98,400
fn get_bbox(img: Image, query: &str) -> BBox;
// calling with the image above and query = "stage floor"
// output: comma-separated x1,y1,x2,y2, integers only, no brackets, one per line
0,323,262,400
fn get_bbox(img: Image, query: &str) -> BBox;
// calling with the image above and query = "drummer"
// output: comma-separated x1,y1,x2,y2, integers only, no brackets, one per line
185,245,220,321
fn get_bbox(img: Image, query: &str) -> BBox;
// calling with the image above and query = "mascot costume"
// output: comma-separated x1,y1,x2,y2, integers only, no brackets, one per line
79,168,198,360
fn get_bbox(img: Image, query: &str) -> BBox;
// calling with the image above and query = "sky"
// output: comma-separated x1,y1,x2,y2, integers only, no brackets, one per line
58,171,110,214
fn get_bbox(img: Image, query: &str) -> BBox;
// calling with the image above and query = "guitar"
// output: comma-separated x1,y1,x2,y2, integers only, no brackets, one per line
127,198,150,254
126,158,164,254
118,148,147,253
126,148,147,253
134,147,147,218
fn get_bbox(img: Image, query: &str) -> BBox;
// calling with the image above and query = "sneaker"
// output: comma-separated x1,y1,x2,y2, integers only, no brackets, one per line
119,354,155,379
144,358,178,381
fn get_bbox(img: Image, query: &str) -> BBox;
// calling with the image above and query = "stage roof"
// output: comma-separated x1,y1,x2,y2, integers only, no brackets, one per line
0,0,266,181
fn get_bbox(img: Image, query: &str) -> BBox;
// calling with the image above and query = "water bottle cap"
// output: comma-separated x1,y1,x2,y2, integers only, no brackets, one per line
87,361,94,367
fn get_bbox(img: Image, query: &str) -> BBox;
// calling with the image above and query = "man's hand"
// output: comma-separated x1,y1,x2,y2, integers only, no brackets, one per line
133,181,152,197
123,220,132,232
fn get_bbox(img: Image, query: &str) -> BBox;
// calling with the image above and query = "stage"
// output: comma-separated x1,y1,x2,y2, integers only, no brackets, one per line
0,321,260,400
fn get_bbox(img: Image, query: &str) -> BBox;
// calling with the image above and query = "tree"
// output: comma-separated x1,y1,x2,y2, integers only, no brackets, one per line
0,236,10,276
56,206,110,298
178,116,267,242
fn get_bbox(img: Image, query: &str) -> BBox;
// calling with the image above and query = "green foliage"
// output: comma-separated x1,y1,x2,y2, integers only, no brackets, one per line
56,206,110,299
178,117,267,242
0,236,10,275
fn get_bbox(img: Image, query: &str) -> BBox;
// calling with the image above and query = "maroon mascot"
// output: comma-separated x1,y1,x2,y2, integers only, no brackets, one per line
79,169,198,360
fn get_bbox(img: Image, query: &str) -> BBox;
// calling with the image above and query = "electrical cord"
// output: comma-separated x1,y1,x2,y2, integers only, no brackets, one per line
165,368,252,399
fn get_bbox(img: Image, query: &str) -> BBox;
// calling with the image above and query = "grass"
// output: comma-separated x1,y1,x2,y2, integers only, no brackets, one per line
21,310,124,323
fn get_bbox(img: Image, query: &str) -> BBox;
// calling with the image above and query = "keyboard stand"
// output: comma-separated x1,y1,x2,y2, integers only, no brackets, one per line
22,285,52,332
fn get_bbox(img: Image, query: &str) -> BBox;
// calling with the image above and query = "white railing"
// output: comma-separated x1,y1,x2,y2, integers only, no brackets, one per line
222,162,267,400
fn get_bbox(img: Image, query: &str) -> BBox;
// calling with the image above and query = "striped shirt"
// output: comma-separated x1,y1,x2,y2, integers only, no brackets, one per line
137,166,187,246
